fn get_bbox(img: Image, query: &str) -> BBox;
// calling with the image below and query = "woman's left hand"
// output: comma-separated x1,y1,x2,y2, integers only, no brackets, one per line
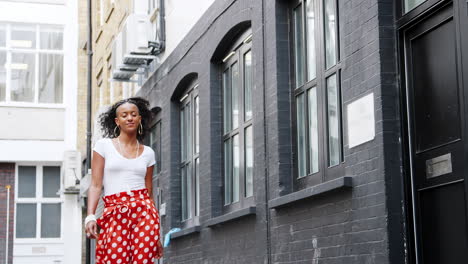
156,239,163,259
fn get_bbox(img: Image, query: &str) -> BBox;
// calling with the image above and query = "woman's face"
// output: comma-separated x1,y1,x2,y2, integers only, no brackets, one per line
115,102,142,134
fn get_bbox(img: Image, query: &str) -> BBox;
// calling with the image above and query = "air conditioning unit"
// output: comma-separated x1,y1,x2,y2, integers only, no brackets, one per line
112,32,134,80
123,14,153,56
63,150,82,189
111,14,155,81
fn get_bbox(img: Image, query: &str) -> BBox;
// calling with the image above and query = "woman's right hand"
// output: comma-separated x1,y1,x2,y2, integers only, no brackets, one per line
85,221,98,239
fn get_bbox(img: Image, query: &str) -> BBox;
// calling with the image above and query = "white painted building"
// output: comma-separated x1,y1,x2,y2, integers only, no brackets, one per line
109,0,215,87
0,0,80,263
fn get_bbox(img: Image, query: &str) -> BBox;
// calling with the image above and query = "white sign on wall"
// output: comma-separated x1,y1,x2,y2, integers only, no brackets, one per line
347,93,375,148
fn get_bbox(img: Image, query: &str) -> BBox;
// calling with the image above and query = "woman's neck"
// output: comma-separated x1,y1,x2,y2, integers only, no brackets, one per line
118,132,138,145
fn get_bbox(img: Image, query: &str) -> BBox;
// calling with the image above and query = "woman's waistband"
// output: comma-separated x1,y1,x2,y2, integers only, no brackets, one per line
102,188,149,206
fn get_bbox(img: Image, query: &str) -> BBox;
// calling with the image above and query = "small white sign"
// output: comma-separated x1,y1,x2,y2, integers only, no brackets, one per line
160,203,166,216
347,93,375,148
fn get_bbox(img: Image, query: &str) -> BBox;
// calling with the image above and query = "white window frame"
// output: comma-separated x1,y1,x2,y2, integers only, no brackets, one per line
0,22,65,108
14,163,64,243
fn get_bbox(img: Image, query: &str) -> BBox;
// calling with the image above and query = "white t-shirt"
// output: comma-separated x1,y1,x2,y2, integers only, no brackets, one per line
93,138,156,196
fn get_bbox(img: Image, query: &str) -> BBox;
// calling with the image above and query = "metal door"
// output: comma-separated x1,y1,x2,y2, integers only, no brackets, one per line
404,2,468,263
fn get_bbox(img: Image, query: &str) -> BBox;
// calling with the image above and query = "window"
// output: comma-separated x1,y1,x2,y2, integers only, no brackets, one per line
293,0,343,182
404,0,426,13
180,84,199,221
222,31,254,209
15,165,62,239
0,23,64,104
150,120,162,175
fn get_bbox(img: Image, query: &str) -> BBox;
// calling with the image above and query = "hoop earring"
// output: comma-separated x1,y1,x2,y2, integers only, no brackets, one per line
138,123,143,135
114,125,120,136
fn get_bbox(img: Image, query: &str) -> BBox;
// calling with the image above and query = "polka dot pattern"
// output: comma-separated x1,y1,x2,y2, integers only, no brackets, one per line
96,188,161,264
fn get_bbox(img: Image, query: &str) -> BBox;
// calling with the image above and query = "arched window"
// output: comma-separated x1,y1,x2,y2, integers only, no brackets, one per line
178,79,200,221
221,29,254,210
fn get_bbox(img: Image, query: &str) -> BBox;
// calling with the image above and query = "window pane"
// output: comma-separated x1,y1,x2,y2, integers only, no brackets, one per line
327,74,341,166
38,54,63,103
40,26,63,50
232,62,239,129
405,0,426,13
233,135,240,203
294,4,305,87
10,52,36,102
181,107,186,161
154,122,161,174
324,0,337,68
186,163,192,219
296,94,307,177
11,25,36,49
43,166,60,198
223,70,231,133
245,126,253,197
18,166,36,198
195,158,199,216
224,139,232,205
308,88,319,173
181,166,188,220
0,51,6,101
186,102,192,159
41,203,61,238
195,96,199,154
16,203,36,238
244,50,253,121
0,24,5,47
306,0,316,81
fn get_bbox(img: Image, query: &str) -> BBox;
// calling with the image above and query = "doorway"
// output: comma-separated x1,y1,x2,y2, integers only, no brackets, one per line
401,1,468,263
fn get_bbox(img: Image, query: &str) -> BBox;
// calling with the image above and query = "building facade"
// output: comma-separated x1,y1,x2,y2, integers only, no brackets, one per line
79,0,468,263
0,0,81,263
79,0,216,263
131,0,468,263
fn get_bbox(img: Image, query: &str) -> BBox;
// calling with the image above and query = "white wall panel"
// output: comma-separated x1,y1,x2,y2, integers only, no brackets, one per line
0,107,65,140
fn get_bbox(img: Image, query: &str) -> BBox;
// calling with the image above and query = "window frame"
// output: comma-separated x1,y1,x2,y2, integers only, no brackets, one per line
290,0,345,191
14,163,63,242
221,29,255,214
178,82,200,226
0,22,64,107
395,0,444,26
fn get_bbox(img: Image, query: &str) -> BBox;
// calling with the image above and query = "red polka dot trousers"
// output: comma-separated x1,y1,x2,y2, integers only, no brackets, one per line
96,188,162,264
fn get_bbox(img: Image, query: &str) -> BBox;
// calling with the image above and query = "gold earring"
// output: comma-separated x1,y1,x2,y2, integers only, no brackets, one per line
138,123,143,135
114,125,120,136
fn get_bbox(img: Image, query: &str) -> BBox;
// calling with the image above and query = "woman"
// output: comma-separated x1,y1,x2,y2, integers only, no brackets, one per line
85,97,163,264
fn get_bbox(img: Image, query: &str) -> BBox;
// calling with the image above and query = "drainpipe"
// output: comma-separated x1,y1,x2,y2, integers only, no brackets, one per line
261,0,271,263
148,0,166,55
5,185,11,264
86,0,93,262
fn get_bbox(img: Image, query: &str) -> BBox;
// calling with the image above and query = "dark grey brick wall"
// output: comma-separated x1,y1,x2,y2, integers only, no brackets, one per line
138,0,404,263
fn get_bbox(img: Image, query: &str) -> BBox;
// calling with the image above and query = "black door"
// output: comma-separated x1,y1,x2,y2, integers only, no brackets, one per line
404,2,468,263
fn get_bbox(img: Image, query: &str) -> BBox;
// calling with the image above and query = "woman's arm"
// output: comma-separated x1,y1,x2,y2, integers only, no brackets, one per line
145,165,155,201
85,151,104,239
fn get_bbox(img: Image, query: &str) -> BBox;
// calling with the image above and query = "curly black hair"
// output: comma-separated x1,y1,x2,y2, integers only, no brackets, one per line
99,97,153,142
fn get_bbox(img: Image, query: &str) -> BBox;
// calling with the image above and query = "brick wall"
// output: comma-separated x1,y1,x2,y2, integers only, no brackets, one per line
136,0,404,263
0,163,15,264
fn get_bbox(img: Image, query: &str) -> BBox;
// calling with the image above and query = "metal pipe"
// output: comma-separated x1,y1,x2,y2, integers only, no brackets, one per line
86,0,93,262
86,0,93,173
159,0,165,51
5,185,11,264
261,0,271,263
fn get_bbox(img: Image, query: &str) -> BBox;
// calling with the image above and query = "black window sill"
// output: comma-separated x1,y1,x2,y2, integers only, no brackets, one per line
206,206,256,227
171,225,201,239
269,176,353,209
